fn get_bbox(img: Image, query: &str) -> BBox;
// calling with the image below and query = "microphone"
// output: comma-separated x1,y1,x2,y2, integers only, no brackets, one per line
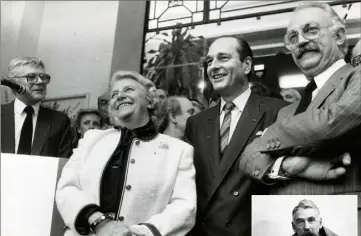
1,77,26,94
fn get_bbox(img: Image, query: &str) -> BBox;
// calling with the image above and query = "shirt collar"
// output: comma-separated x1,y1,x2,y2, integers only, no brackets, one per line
220,88,252,114
314,59,346,89
14,98,40,116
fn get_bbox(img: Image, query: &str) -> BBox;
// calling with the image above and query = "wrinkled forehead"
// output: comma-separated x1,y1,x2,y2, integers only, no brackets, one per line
287,7,333,31
293,208,320,221
111,77,146,92
207,37,239,57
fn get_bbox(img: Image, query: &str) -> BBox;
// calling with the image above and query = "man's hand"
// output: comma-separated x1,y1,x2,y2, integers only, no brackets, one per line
94,220,132,236
282,153,351,181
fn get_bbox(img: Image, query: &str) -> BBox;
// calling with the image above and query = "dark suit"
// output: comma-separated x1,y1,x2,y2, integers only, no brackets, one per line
184,92,287,236
241,64,361,195
1,102,73,158
240,64,361,229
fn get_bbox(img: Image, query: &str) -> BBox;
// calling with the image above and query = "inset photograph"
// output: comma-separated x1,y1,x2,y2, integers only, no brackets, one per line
252,195,358,236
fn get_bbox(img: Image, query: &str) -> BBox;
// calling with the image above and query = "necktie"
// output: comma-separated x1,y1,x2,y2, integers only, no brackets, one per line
220,102,235,154
17,106,34,155
294,79,317,115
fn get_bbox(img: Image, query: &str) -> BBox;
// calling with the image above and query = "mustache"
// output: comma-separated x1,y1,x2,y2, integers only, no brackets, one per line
300,231,318,236
296,45,320,59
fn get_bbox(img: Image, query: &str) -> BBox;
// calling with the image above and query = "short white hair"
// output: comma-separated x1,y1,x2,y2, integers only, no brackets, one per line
293,2,348,55
109,70,156,106
8,57,45,78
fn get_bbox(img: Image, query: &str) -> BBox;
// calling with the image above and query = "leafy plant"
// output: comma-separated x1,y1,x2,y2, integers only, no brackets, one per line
144,24,208,99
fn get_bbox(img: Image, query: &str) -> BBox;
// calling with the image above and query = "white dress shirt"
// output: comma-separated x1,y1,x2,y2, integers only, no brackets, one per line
219,88,252,143
14,98,40,153
268,59,346,179
312,59,346,100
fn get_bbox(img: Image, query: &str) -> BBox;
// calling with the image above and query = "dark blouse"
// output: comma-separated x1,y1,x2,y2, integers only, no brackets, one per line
74,121,157,235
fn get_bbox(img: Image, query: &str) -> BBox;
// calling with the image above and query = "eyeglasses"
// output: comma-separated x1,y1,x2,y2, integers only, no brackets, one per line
12,73,51,84
284,22,332,50
351,55,361,67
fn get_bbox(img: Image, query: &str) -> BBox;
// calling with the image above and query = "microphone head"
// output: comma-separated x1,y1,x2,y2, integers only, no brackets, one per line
1,77,27,94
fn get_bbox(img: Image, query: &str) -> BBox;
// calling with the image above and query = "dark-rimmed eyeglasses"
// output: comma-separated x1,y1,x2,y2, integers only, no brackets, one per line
11,73,51,84
351,55,361,67
284,22,332,50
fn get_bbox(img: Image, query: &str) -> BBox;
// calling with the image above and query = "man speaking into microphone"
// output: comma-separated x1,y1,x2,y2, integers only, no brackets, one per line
1,57,73,158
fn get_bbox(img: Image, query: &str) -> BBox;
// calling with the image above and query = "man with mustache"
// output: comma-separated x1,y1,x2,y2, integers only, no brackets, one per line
1,57,74,158
292,200,337,236
240,0,361,224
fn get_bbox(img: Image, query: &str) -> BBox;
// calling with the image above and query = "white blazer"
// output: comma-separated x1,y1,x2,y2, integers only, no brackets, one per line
56,128,196,236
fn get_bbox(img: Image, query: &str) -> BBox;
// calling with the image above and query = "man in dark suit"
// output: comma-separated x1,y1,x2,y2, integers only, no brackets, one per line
1,57,73,158
184,36,288,236
239,1,361,226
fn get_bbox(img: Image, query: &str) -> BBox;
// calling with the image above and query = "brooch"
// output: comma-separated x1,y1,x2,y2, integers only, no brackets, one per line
159,142,169,150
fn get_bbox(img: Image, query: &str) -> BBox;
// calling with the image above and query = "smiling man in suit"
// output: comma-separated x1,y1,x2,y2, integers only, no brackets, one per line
1,57,73,158
184,36,288,236
240,1,361,226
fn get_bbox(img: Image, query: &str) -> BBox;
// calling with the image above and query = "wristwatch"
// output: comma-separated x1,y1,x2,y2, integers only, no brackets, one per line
89,213,113,232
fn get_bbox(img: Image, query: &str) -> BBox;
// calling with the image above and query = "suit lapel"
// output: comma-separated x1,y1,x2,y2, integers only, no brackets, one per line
309,64,352,110
31,106,51,155
205,104,221,177
207,93,265,204
1,102,16,153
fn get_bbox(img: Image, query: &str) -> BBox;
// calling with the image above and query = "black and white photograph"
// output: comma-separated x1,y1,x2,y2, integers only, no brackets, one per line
252,195,358,236
1,1,360,236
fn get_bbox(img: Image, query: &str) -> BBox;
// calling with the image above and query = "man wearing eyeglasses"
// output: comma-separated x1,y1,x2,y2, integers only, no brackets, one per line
351,39,361,67
1,57,74,158
239,0,361,214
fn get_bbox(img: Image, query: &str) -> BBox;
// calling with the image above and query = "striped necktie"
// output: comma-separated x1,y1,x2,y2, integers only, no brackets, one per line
220,102,235,154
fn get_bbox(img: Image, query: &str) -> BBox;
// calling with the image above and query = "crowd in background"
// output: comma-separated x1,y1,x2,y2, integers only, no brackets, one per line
1,1,361,236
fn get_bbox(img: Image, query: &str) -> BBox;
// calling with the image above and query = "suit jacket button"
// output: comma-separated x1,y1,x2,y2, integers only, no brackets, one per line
266,143,271,149
252,119,256,122
225,221,232,227
135,140,140,145
275,141,280,147
233,191,239,197
253,170,260,176
271,142,275,148
126,185,131,190
130,159,135,164
118,216,124,221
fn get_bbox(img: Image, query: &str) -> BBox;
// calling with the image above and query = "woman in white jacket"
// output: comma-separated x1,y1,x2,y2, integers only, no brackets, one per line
56,71,196,236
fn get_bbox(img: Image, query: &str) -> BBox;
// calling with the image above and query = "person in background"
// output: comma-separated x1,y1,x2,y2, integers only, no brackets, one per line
208,90,220,107
72,108,103,148
291,200,338,236
1,57,73,158
97,92,111,128
156,88,167,103
56,70,196,236
189,99,205,114
351,39,361,67
156,96,195,139
280,88,301,103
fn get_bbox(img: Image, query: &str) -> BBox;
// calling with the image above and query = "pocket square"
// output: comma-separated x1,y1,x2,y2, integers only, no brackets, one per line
255,131,263,136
